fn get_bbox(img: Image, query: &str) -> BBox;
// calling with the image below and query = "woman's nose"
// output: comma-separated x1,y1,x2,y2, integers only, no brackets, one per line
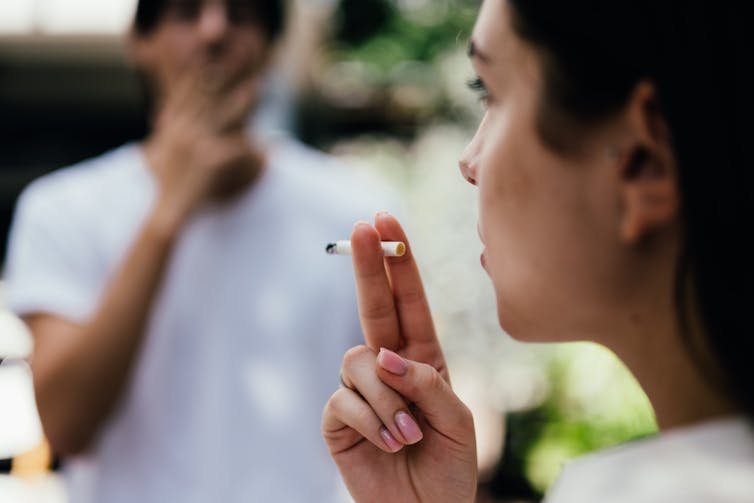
459,113,487,186
459,139,480,186
459,157,477,186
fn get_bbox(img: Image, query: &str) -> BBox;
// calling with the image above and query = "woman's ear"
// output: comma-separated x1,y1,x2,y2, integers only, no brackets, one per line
617,82,679,244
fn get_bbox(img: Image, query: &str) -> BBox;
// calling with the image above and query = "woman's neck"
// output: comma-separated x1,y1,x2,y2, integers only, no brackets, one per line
609,309,741,431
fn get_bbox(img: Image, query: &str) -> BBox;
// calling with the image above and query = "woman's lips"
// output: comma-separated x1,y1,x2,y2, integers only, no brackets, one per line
478,223,488,270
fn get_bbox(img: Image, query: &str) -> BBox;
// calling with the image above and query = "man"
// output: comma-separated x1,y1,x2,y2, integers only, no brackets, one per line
3,1,392,501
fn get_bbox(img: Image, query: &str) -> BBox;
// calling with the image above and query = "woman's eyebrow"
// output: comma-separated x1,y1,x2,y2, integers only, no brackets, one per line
467,40,492,63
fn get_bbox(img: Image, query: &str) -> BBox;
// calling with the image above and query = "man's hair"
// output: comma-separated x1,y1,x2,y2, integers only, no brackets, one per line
134,0,286,40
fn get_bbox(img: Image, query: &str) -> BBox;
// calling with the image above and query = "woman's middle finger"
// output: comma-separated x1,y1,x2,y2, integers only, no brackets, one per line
351,222,402,352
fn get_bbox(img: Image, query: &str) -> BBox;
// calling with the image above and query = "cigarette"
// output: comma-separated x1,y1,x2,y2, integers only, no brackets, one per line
325,240,406,257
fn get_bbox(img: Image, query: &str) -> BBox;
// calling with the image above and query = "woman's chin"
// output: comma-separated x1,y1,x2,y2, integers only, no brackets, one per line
492,282,547,341
495,299,557,343
495,299,524,340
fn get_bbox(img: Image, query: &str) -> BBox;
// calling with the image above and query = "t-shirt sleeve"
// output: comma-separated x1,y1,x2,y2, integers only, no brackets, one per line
3,182,106,323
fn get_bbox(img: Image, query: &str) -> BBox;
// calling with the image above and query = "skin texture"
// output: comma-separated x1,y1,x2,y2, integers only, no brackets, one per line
26,0,273,455
322,0,741,501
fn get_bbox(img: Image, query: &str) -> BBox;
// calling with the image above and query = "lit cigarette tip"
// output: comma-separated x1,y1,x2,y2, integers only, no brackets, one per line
325,240,406,257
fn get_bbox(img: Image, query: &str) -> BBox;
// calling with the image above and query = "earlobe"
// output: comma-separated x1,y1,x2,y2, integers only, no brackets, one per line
618,146,679,244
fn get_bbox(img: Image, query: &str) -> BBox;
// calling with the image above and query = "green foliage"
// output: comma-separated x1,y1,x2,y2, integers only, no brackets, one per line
507,343,657,492
334,0,478,76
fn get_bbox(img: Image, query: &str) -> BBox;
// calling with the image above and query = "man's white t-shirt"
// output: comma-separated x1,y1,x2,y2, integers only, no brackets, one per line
546,416,754,502
4,136,394,502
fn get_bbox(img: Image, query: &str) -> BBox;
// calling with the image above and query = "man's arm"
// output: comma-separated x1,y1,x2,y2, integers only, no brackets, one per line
26,203,183,456
24,69,263,456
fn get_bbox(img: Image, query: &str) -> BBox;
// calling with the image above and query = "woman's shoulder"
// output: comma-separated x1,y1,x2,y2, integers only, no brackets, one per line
545,416,754,503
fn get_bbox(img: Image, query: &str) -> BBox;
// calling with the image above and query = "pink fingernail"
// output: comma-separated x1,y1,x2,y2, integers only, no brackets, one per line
377,348,407,376
380,426,403,452
395,411,423,444
353,220,370,229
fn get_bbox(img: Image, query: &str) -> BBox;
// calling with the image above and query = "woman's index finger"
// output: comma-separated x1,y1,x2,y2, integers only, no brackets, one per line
350,222,402,352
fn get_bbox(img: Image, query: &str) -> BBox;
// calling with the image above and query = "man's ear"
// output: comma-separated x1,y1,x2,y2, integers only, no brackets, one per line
617,82,679,244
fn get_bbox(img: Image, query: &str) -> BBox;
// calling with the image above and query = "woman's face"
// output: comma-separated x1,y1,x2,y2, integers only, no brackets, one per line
462,0,639,342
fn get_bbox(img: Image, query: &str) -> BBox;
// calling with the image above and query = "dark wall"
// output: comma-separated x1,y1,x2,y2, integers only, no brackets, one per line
0,35,147,265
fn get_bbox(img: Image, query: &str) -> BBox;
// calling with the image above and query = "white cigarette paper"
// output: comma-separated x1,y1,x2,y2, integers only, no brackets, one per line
326,240,406,257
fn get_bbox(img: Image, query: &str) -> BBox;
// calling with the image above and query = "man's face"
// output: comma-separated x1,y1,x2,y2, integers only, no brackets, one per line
131,0,273,104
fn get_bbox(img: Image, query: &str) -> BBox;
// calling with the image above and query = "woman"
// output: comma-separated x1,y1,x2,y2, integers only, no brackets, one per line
321,0,754,501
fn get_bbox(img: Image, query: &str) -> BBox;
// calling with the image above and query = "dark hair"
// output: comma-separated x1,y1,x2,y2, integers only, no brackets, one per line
134,0,286,40
508,0,754,417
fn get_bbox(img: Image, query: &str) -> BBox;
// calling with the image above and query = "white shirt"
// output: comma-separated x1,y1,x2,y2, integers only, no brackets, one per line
4,136,395,503
546,416,754,502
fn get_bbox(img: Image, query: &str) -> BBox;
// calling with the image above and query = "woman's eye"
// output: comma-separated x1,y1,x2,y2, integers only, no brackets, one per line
467,76,492,106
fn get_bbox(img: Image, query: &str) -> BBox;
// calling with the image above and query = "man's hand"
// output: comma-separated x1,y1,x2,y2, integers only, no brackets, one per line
145,67,265,231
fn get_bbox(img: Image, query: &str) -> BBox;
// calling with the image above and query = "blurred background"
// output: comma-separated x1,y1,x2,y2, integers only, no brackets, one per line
0,0,657,501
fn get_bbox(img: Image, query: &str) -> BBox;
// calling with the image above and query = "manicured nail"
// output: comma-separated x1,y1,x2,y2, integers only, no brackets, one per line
377,348,407,376
380,426,403,452
395,411,423,444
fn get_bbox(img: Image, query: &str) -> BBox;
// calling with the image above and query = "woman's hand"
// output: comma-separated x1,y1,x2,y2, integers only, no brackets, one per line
322,213,478,503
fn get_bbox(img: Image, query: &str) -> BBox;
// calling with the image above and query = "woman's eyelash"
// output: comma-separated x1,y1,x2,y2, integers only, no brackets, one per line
467,77,484,91
467,76,490,102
